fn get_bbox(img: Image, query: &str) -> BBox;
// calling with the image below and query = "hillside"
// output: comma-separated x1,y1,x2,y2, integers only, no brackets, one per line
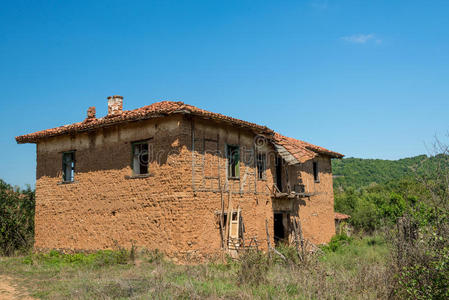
332,154,448,191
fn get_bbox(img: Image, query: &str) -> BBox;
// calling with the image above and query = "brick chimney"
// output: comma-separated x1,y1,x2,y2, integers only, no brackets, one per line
87,106,96,119
107,95,123,116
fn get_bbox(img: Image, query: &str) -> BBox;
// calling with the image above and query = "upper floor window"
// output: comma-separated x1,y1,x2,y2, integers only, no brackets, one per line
132,141,149,175
313,161,319,182
226,144,240,179
256,152,266,180
62,151,75,182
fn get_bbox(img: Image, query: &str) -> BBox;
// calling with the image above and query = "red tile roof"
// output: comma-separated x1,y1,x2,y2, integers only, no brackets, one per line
15,100,343,159
15,101,272,144
273,133,344,160
335,212,351,220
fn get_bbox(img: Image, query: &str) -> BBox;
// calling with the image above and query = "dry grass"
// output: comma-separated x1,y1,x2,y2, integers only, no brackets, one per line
0,235,391,299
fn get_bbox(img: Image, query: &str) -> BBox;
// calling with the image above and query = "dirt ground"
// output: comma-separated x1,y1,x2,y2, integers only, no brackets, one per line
0,275,35,300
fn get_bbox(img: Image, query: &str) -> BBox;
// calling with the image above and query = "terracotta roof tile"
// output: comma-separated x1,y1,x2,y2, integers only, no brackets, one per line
15,101,272,144
273,133,344,160
15,100,343,161
335,212,351,220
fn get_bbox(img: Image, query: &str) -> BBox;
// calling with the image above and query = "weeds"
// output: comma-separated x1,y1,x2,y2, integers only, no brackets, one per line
0,236,392,299
22,249,130,269
237,250,269,286
321,232,353,252
143,248,164,264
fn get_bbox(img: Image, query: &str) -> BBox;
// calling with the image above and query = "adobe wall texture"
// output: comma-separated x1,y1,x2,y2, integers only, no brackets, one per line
34,114,335,259
298,156,336,244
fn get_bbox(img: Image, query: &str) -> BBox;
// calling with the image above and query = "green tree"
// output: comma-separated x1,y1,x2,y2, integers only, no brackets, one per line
0,179,35,255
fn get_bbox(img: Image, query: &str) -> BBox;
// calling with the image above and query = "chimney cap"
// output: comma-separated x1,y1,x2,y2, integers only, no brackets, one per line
107,95,123,100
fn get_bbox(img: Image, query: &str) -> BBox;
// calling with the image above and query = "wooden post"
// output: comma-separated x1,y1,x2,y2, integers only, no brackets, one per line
219,182,225,249
296,217,305,258
292,216,303,261
265,219,272,259
236,206,241,250
224,183,232,250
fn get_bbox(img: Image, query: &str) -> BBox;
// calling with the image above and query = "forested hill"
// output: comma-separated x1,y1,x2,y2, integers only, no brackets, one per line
332,154,447,191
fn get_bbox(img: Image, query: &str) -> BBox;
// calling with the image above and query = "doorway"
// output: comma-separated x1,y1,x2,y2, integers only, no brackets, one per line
273,213,285,245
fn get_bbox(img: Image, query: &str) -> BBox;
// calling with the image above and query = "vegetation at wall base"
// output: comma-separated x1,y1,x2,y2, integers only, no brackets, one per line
0,237,391,299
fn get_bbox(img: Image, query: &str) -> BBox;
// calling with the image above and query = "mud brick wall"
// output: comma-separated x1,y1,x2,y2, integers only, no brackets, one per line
298,156,336,244
35,115,193,256
34,114,336,258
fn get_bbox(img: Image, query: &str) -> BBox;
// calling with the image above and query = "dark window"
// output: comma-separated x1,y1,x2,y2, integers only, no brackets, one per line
62,151,75,182
313,161,319,182
256,152,266,180
276,156,283,192
226,145,240,179
132,141,149,175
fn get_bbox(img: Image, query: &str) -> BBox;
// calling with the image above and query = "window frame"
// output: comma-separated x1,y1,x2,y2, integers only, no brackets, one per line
62,151,76,183
226,144,240,179
131,140,150,176
256,152,267,180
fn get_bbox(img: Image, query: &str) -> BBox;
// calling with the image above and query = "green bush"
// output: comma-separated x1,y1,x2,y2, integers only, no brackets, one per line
0,179,35,255
334,179,420,232
322,233,353,252
392,212,449,299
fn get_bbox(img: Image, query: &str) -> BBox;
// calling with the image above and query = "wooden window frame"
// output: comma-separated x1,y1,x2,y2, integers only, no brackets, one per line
62,151,76,183
131,140,150,176
226,144,240,179
256,152,267,180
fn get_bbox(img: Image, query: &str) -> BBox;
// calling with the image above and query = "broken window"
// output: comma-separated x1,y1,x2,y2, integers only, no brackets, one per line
256,152,266,180
62,151,75,182
313,161,319,182
132,141,149,175
217,210,244,249
226,145,240,179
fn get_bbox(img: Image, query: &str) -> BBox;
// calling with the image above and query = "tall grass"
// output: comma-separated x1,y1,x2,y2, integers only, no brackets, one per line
0,235,392,299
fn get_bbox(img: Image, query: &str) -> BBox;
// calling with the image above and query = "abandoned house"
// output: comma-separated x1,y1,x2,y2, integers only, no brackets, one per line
16,96,343,259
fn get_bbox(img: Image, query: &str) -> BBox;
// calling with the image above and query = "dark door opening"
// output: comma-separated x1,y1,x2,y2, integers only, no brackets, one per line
276,156,283,192
274,213,285,245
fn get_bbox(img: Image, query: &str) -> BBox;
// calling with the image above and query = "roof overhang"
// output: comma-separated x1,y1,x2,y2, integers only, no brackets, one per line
273,143,301,165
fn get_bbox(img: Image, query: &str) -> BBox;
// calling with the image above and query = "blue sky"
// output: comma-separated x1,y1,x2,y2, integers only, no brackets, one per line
1,0,448,187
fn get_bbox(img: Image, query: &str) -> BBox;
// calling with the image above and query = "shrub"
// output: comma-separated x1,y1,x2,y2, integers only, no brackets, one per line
275,243,301,265
389,144,449,299
0,180,35,255
237,250,269,286
391,213,449,299
365,235,385,247
322,233,353,252
144,248,164,264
